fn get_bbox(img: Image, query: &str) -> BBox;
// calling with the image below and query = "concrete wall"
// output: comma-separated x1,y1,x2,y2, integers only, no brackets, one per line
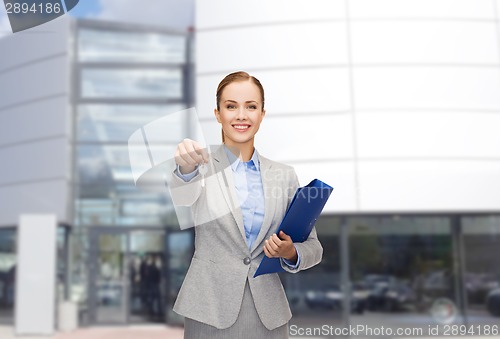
0,16,73,226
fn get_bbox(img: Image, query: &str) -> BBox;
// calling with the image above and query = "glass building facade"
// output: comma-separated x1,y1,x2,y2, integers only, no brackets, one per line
71,19,194,326
282,215,500,334
0,229,16,324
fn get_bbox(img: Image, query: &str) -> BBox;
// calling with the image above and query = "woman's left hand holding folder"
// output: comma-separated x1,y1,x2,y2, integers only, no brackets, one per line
263,230,298,264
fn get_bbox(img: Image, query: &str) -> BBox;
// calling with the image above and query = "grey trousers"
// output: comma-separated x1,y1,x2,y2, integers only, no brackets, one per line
183,279,289,339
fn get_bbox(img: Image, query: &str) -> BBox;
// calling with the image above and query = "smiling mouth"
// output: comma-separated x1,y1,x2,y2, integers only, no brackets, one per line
232,124,251,131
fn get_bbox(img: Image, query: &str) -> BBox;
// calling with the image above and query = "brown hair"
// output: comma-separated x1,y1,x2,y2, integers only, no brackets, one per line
215,71,265,143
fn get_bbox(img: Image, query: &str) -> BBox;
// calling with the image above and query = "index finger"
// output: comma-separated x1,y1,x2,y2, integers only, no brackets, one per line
271,234,283,246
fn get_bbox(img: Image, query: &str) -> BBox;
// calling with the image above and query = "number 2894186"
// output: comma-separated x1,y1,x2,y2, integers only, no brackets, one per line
5,2,62,14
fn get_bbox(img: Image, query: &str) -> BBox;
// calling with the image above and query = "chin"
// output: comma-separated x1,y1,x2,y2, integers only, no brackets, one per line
227,135,254,144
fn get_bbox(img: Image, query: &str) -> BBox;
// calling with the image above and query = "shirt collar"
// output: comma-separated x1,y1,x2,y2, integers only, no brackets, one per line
223,144,261,172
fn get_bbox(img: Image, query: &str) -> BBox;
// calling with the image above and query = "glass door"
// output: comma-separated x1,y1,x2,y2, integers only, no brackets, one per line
128,230,165,323
165,229,194,325
88,228,168,325
89,230,129,324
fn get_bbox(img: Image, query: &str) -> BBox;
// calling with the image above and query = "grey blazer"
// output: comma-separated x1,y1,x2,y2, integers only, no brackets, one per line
169,144,323,330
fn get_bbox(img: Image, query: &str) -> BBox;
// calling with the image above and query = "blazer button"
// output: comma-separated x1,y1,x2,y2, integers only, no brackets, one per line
243,257,251,265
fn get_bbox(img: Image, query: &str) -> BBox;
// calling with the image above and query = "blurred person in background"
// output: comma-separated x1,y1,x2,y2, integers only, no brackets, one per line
139,254,151,314
148,254,164,320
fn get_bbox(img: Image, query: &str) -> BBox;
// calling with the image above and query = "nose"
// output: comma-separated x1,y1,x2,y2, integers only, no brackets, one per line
236,106,247,120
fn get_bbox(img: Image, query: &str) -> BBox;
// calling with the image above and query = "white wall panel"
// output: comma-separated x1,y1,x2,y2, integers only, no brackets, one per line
0,139,70,185
196,68,352,119
199,120,222,147
254,68,352,115
196,22,348,73
292,161,357,212
196,0,500,213
354,67,500,110
349,0,495,19
194,75,219,119
0,180,71,226
196,0,345,30
0,97,70,146
0,16,69,73
358,160,500,211
15,214,56,335
356,112,500,158
255,114,353,162
0,56,68,110
351,21,499,64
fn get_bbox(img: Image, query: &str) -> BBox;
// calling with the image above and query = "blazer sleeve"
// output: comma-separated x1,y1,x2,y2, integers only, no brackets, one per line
279,168,324,273
168,164,203,207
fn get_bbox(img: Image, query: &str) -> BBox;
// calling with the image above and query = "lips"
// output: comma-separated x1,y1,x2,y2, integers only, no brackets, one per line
232,124,251,132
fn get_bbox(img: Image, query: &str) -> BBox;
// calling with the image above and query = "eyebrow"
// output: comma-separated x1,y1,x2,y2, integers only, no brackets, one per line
224,100,258,104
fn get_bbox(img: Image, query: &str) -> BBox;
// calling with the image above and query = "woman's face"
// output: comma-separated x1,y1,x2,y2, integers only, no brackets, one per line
214,80,266,148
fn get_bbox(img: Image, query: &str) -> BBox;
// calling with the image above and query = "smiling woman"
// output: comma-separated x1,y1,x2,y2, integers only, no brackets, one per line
214,72,266,158
168,71,323,339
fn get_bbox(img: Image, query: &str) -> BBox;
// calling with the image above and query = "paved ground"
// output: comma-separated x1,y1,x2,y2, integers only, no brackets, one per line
0,325,184,339
2,325,499,338
0,325,499,339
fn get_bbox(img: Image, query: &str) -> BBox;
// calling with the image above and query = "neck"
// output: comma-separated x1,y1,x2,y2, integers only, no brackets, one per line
224,139,255,162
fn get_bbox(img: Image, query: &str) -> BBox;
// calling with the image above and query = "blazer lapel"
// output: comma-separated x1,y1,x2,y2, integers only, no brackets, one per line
250,153,277,254
211,145,247,246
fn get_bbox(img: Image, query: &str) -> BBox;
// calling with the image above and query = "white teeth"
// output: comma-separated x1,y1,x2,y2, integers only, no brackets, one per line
234,125,249,130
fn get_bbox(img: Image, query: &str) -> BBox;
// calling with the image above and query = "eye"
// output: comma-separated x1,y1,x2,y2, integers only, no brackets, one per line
226,105,236,109
248,105,257,110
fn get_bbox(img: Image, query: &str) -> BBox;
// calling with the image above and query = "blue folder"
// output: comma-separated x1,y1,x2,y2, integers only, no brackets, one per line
253,179,333,278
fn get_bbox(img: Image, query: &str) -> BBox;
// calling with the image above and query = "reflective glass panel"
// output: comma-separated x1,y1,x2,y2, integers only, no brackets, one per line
0,229,16,324
79,29,186,63
166,231,193,325
285,216,343,328
78,104,186,143
77,144,177,189
75,144,175,227
463,216,500,326
96,233,128,323
128,231,165,323
348,216,455,333
81,68,182,99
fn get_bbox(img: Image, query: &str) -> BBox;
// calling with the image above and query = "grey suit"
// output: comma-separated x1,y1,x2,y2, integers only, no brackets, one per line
169,144,323,330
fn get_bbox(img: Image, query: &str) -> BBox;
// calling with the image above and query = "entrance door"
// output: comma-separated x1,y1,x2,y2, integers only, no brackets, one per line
88,228,166,325
89,230,129,324
165,229,194,325
128,230,165,323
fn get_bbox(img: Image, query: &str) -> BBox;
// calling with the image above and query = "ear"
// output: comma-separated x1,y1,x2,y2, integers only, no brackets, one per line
261,108,266,119
214,108,222,123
